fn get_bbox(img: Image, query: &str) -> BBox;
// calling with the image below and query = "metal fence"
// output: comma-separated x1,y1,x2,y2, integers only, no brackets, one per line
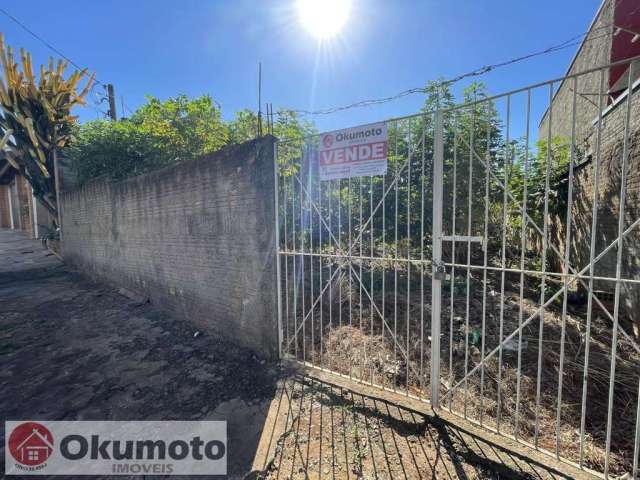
275,56,640,478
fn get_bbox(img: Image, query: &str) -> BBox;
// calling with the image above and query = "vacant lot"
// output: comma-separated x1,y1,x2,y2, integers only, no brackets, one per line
0,229,595,479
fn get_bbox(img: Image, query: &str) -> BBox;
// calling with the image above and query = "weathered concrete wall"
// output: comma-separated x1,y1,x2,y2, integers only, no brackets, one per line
61,136,279,358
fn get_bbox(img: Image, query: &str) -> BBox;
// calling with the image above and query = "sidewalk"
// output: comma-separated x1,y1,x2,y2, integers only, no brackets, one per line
0,229,281,479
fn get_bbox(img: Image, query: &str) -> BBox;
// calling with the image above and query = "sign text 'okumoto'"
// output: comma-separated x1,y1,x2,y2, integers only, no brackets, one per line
5,421,226,476
318,122,388,180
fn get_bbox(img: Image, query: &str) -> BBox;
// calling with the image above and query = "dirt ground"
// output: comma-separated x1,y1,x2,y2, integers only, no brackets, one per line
254,372,596,480
1,229,597,479
0,229,281,479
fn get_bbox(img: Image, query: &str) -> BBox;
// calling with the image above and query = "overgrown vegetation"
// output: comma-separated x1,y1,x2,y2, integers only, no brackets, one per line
68,96,314,185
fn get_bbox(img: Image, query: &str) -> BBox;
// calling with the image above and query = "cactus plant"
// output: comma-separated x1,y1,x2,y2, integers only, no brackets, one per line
0,34,94,217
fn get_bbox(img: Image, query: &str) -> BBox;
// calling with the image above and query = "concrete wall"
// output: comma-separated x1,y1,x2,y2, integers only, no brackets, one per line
61,136,279,358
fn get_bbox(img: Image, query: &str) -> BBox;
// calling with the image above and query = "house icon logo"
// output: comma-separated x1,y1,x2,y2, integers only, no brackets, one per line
323,134,334,148
8,422,54,467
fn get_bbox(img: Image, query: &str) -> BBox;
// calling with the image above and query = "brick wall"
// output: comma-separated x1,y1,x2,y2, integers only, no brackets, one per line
539,0,614,144
538,0,640,333
60,136,279,358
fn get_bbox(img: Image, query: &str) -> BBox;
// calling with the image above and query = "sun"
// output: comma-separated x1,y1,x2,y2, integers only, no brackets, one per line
297,0,351,40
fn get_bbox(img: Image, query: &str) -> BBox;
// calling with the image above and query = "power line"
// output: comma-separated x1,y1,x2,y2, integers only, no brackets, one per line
0,7,105,87
0,6,117,119
281,4,640,117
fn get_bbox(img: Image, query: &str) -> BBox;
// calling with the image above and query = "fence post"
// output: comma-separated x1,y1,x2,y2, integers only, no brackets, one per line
273,140,284,359
431,109,444,407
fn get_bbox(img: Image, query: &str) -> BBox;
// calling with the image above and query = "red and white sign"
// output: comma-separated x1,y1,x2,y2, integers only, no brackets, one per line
318,122,388,180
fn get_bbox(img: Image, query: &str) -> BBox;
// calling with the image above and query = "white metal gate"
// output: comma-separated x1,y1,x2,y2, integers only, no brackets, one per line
275,56,640,478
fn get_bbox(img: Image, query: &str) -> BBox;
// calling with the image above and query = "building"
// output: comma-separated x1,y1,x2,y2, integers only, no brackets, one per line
0,161,54,239
539,0,640,334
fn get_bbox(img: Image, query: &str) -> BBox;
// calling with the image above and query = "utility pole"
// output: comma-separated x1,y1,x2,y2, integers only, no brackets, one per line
107,84,117,121
257,63,263,137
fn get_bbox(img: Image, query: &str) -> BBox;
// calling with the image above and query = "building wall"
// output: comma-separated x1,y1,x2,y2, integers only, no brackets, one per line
60,136,279,358
539,0,640,334
9,180,21,230
0,184,10,228
16,175,34,238
539,0,614,146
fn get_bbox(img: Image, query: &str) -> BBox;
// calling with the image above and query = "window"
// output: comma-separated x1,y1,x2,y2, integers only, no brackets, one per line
28,450,39,461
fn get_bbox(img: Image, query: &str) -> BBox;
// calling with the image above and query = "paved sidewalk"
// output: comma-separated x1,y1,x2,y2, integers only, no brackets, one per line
0,229,281,479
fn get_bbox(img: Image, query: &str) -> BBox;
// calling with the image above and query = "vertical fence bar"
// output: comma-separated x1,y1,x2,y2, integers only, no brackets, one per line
535,82,554,447
319,160,324,368
328,179,333,368
359,176,364,382
449,119,458,412
634,379,640,479
274,141,284,358
431,109,444,408
580,68,606,468
283,156,290,356
555,76,578,458
464,103,475,418
292,164,299,359
479,107,491,427
348,175,353,379
406,124,412,395
301,148,307,364
382,129,387,379
394,121,399,392
310,161,315,365
497,95,510,433
515,89,531,440
420,117,427,396
604,61,634,480
369,174,374,384
339,177,343,336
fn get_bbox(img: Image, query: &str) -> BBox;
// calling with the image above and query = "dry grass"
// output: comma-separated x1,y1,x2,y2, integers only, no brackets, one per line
285,268,640,477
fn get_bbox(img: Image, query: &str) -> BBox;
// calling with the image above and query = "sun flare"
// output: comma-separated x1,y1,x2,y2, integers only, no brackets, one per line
297,0,351,40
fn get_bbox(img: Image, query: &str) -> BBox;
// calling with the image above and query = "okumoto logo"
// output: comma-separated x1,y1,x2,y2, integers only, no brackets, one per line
4,421,227,476
8,422,54,470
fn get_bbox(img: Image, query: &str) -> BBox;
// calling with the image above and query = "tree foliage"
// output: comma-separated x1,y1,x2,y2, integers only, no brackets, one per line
70,101,314,185
130,94,228,160
69,94,228,184
0,34,94,216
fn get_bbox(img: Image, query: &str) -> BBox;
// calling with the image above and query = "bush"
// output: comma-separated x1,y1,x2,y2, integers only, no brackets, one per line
68,94,228,185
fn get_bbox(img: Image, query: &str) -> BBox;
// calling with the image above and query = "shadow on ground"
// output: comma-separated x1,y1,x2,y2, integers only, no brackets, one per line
252,374,584,480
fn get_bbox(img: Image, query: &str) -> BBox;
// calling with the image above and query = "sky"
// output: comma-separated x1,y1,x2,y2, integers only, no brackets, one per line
1,0,604,134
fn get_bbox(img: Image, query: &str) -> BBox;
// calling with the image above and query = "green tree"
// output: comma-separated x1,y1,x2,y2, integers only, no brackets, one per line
131,94,228,160
67,119,168,184
68,94,229,184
